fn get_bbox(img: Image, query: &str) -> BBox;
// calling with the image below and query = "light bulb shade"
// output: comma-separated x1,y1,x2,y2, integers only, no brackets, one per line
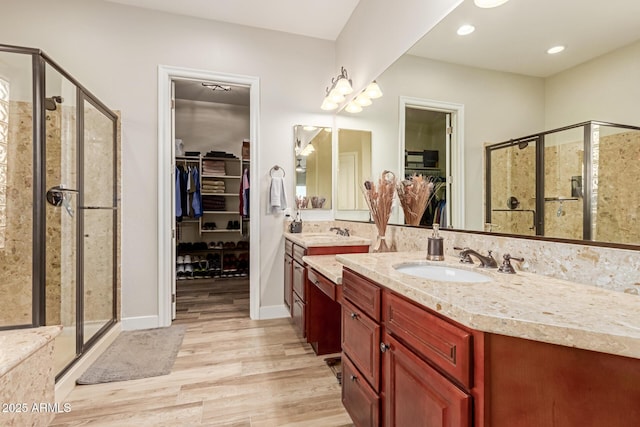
345,101,363,114
355,93,372,106
328,88,345,103
365,81,383,99
474,0,510,8
321,98,338,111
334,77,353,95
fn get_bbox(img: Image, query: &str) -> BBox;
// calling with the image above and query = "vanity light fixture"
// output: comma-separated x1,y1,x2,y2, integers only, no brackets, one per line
300,142,315,156
295,159,305,172
345,101,363,114
457,24,475,36
474,0,510,8
547,45,565,54
355,93,372,107
364,81,383,99
320,66,353,110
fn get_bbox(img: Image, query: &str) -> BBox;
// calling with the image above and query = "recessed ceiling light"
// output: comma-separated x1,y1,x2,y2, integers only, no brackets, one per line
457,24,475,36
474,0,510,8
547,45,565,54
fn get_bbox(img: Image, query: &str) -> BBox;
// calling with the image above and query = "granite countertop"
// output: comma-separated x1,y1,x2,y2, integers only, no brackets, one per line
303,255,345,284
335,251,640,359
0,325,62,376
284,231,371,249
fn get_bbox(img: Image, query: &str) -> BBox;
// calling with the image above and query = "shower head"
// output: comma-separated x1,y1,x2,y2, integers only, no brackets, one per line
44,96,64,111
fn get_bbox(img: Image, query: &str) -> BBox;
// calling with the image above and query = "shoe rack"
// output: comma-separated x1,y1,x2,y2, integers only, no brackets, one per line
176,241,249,280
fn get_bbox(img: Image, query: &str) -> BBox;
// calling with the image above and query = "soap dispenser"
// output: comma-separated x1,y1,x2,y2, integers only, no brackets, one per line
427,223,444,261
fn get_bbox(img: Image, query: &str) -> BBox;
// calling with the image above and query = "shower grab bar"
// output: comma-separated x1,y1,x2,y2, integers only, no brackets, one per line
491,209,536,230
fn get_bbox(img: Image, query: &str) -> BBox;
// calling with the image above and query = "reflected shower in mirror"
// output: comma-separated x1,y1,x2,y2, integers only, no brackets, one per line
293,125,332,210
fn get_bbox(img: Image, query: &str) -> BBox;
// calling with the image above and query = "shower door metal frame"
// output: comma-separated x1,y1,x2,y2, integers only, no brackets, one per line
485,120,640,241
0,44,118,380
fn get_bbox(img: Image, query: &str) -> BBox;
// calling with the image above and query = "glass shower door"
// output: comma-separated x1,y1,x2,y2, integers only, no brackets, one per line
44,63,79,373
81,97,116,345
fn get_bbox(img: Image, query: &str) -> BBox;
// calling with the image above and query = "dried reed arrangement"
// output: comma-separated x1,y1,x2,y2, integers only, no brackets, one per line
361,171,397,252
396,174,434,226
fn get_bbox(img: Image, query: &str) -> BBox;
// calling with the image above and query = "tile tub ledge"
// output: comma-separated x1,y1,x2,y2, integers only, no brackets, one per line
0,325,62,377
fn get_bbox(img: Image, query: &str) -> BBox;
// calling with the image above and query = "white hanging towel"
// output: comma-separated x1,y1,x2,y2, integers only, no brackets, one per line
268,176,288,214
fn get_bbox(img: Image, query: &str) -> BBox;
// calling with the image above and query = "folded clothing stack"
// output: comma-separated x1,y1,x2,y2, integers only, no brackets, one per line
204,150,237,159
202,159,226,175
202,195,226,211
201,178,226,193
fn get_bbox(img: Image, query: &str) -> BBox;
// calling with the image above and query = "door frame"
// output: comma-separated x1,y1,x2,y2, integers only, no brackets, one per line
157,65,260,326
398,97,465,229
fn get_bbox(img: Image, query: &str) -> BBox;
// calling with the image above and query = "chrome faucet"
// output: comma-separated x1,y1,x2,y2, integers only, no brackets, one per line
329,227,350,236
455,247,498,268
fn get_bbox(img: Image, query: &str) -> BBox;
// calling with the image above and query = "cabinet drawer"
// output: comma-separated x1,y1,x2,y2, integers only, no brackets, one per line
342,355,380,427
292,260,306,301
342,298,381,392
285,239,293,256
307,268,336,301
342,268,381,322
384,292,472,389
293,244,306,264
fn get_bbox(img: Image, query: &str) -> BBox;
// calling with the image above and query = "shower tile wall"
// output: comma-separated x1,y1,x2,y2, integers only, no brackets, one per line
489,145,536,235
597,131,640,244
0,101,33,326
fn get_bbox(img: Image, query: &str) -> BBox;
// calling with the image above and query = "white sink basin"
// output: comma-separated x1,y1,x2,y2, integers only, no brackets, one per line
394,263,492,283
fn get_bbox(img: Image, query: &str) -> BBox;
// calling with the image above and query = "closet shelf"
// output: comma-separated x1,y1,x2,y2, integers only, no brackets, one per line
202,210,240,214
201,174,242,179
201,229,242,233
201,192,240,196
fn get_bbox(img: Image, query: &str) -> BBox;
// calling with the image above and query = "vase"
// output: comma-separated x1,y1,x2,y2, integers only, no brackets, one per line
372,234,391,253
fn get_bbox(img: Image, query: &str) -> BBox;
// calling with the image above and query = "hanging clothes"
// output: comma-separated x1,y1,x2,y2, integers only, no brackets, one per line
191,165,203,218
180,166,189,218
175,166,183,220
239,167,250,217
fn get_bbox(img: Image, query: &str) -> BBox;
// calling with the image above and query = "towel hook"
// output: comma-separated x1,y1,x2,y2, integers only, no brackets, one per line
270,165,285,177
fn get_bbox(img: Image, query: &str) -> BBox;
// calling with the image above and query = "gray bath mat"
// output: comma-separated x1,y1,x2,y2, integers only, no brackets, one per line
76,325,186,385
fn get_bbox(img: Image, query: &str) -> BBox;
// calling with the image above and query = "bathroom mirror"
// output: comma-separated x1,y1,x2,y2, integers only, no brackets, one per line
293,125,332,210
335,0,640,247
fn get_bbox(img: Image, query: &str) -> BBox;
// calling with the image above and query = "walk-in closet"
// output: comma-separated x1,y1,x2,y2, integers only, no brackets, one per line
172,79,251,316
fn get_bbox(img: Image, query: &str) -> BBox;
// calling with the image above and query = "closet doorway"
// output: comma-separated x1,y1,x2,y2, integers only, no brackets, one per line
158,66,260,326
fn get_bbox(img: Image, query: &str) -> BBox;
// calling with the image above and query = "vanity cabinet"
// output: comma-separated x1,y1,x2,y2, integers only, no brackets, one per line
341,268,475,427
284,238,368,351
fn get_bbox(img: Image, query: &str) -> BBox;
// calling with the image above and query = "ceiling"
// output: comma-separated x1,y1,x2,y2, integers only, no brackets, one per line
103,0,360,40
174,79,250,106
409,0,640,77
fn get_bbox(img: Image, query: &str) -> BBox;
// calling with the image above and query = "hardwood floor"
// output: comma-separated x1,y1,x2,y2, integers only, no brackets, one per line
51,278,353,426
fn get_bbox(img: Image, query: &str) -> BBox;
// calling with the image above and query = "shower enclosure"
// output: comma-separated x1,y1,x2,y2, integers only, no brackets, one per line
0,44,118,379
485,120,640,244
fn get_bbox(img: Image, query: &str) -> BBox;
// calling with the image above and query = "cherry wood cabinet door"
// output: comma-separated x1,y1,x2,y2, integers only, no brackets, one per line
284,254,293,314
343,355,380,427
291,294,305,338
382,334,471,427
342,298,381,392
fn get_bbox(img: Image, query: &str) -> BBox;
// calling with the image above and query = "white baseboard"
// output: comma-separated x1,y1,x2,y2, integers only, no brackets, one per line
259,304,290,320
121,315,160,330
55,323,121,402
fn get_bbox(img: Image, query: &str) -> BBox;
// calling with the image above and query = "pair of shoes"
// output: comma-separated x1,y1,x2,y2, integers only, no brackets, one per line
177,254,192,264
176,264,186,280
236,241,249,250
223,241,236,250
226,220,241,230
203,222,217,230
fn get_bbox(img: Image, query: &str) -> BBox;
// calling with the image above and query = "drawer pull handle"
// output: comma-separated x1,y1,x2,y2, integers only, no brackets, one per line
350,312,359,320
314,280,320,286
380,342,390,353
350,374,357,382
